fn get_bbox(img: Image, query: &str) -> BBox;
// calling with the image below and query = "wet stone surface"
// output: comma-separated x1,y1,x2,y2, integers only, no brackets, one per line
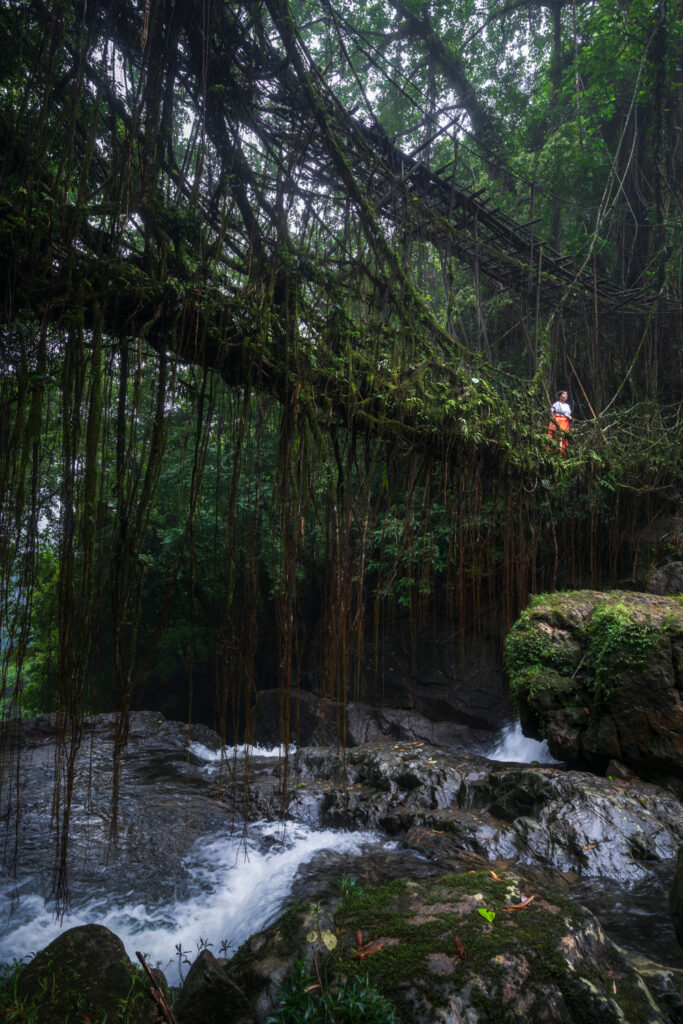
2,710,683,1020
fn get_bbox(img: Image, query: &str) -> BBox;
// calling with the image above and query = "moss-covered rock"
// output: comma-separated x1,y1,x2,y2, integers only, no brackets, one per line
505,591,683,785
9,924,157,1024
189,869,678,1023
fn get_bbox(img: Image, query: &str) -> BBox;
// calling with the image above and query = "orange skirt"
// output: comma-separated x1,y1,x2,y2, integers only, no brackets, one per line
548,416,570,450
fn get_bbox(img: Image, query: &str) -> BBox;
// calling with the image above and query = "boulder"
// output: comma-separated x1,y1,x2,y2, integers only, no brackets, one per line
304,616,512,730
12,924,157,1024
251,689,495,749
505,590,683,785
183,868,679,1023
284,741,683,883
174,948,252,1024
649,562,683,597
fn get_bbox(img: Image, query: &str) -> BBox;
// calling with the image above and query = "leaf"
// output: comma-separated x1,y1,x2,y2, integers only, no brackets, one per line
455,935,467,959
488,870,505,882
502,895,535,911
478,908,495,923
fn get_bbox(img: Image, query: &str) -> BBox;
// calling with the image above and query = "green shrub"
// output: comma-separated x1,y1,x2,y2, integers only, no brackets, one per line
267,956,398,1024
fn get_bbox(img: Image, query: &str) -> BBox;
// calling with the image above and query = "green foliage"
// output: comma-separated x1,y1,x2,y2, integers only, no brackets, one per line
267,956,398,1024
586,601,659,703
338,875,365,900
0,960,36,1024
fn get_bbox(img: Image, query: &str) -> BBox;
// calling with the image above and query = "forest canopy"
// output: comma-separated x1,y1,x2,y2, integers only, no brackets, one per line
0,0,681,897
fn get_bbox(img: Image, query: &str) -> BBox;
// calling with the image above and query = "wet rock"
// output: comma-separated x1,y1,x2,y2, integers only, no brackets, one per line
4,709,223,751
505,590,683,785
670,848,683,948
174,948,250,1024
211,868,678,1023
624,953,683,1024
13,924,157,1023
284,741,683,883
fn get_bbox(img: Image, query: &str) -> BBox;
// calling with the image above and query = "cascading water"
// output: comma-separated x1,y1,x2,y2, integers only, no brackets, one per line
0,737,393,986
486,720,559,764
0,819,386,987
2,715,680,988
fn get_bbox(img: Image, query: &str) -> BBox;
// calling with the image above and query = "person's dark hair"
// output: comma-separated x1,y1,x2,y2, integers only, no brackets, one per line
556,389,568,399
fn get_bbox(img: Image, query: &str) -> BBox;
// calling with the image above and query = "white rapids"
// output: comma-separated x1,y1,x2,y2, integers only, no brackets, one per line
0,820,382,986
486,720,559,764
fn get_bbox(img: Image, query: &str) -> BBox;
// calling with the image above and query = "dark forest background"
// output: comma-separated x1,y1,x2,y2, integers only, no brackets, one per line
0,0,681,742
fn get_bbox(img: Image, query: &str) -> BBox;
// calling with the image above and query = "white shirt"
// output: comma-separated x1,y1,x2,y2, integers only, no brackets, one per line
551,401,571,418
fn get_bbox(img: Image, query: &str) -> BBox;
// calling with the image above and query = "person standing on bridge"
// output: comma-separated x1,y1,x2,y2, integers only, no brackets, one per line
548,389,572,451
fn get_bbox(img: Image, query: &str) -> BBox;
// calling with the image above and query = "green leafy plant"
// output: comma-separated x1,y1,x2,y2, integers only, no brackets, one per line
267,957,398,1024
338,875,364,900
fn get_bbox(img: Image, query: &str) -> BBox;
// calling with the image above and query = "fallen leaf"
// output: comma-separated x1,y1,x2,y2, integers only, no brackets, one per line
583,843,598,850
478,908,495,923
502,895,535,911
356,930,363,951
304,983,321,993
489,870,505,882
455,935,467,959
355,938,397,959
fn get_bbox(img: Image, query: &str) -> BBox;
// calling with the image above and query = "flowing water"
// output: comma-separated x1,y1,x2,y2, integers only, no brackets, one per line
486,720,559,764
0,737,395,986
0,723,680,986
0,817,389,986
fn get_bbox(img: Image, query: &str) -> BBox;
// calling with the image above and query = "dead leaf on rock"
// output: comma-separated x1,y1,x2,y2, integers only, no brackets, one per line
502,895,535,911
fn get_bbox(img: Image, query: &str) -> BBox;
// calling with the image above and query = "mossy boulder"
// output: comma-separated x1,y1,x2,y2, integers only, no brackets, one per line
9,924,157,1024
178,869,679,1023
505,590,683,784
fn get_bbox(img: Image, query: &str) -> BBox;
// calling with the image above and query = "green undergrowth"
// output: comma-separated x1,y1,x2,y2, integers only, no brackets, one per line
267,956,398,1024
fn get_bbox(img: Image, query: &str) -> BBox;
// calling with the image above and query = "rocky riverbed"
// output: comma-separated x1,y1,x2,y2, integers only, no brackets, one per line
2,706,683,1022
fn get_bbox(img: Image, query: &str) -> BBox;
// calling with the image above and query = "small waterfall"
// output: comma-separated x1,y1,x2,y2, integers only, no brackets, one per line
189,740,294,765
0,821,385,987
487,721,558,764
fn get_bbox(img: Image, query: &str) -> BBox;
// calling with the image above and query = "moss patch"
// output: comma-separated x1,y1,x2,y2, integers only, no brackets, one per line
586,600,660,703
330,871,660,1023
